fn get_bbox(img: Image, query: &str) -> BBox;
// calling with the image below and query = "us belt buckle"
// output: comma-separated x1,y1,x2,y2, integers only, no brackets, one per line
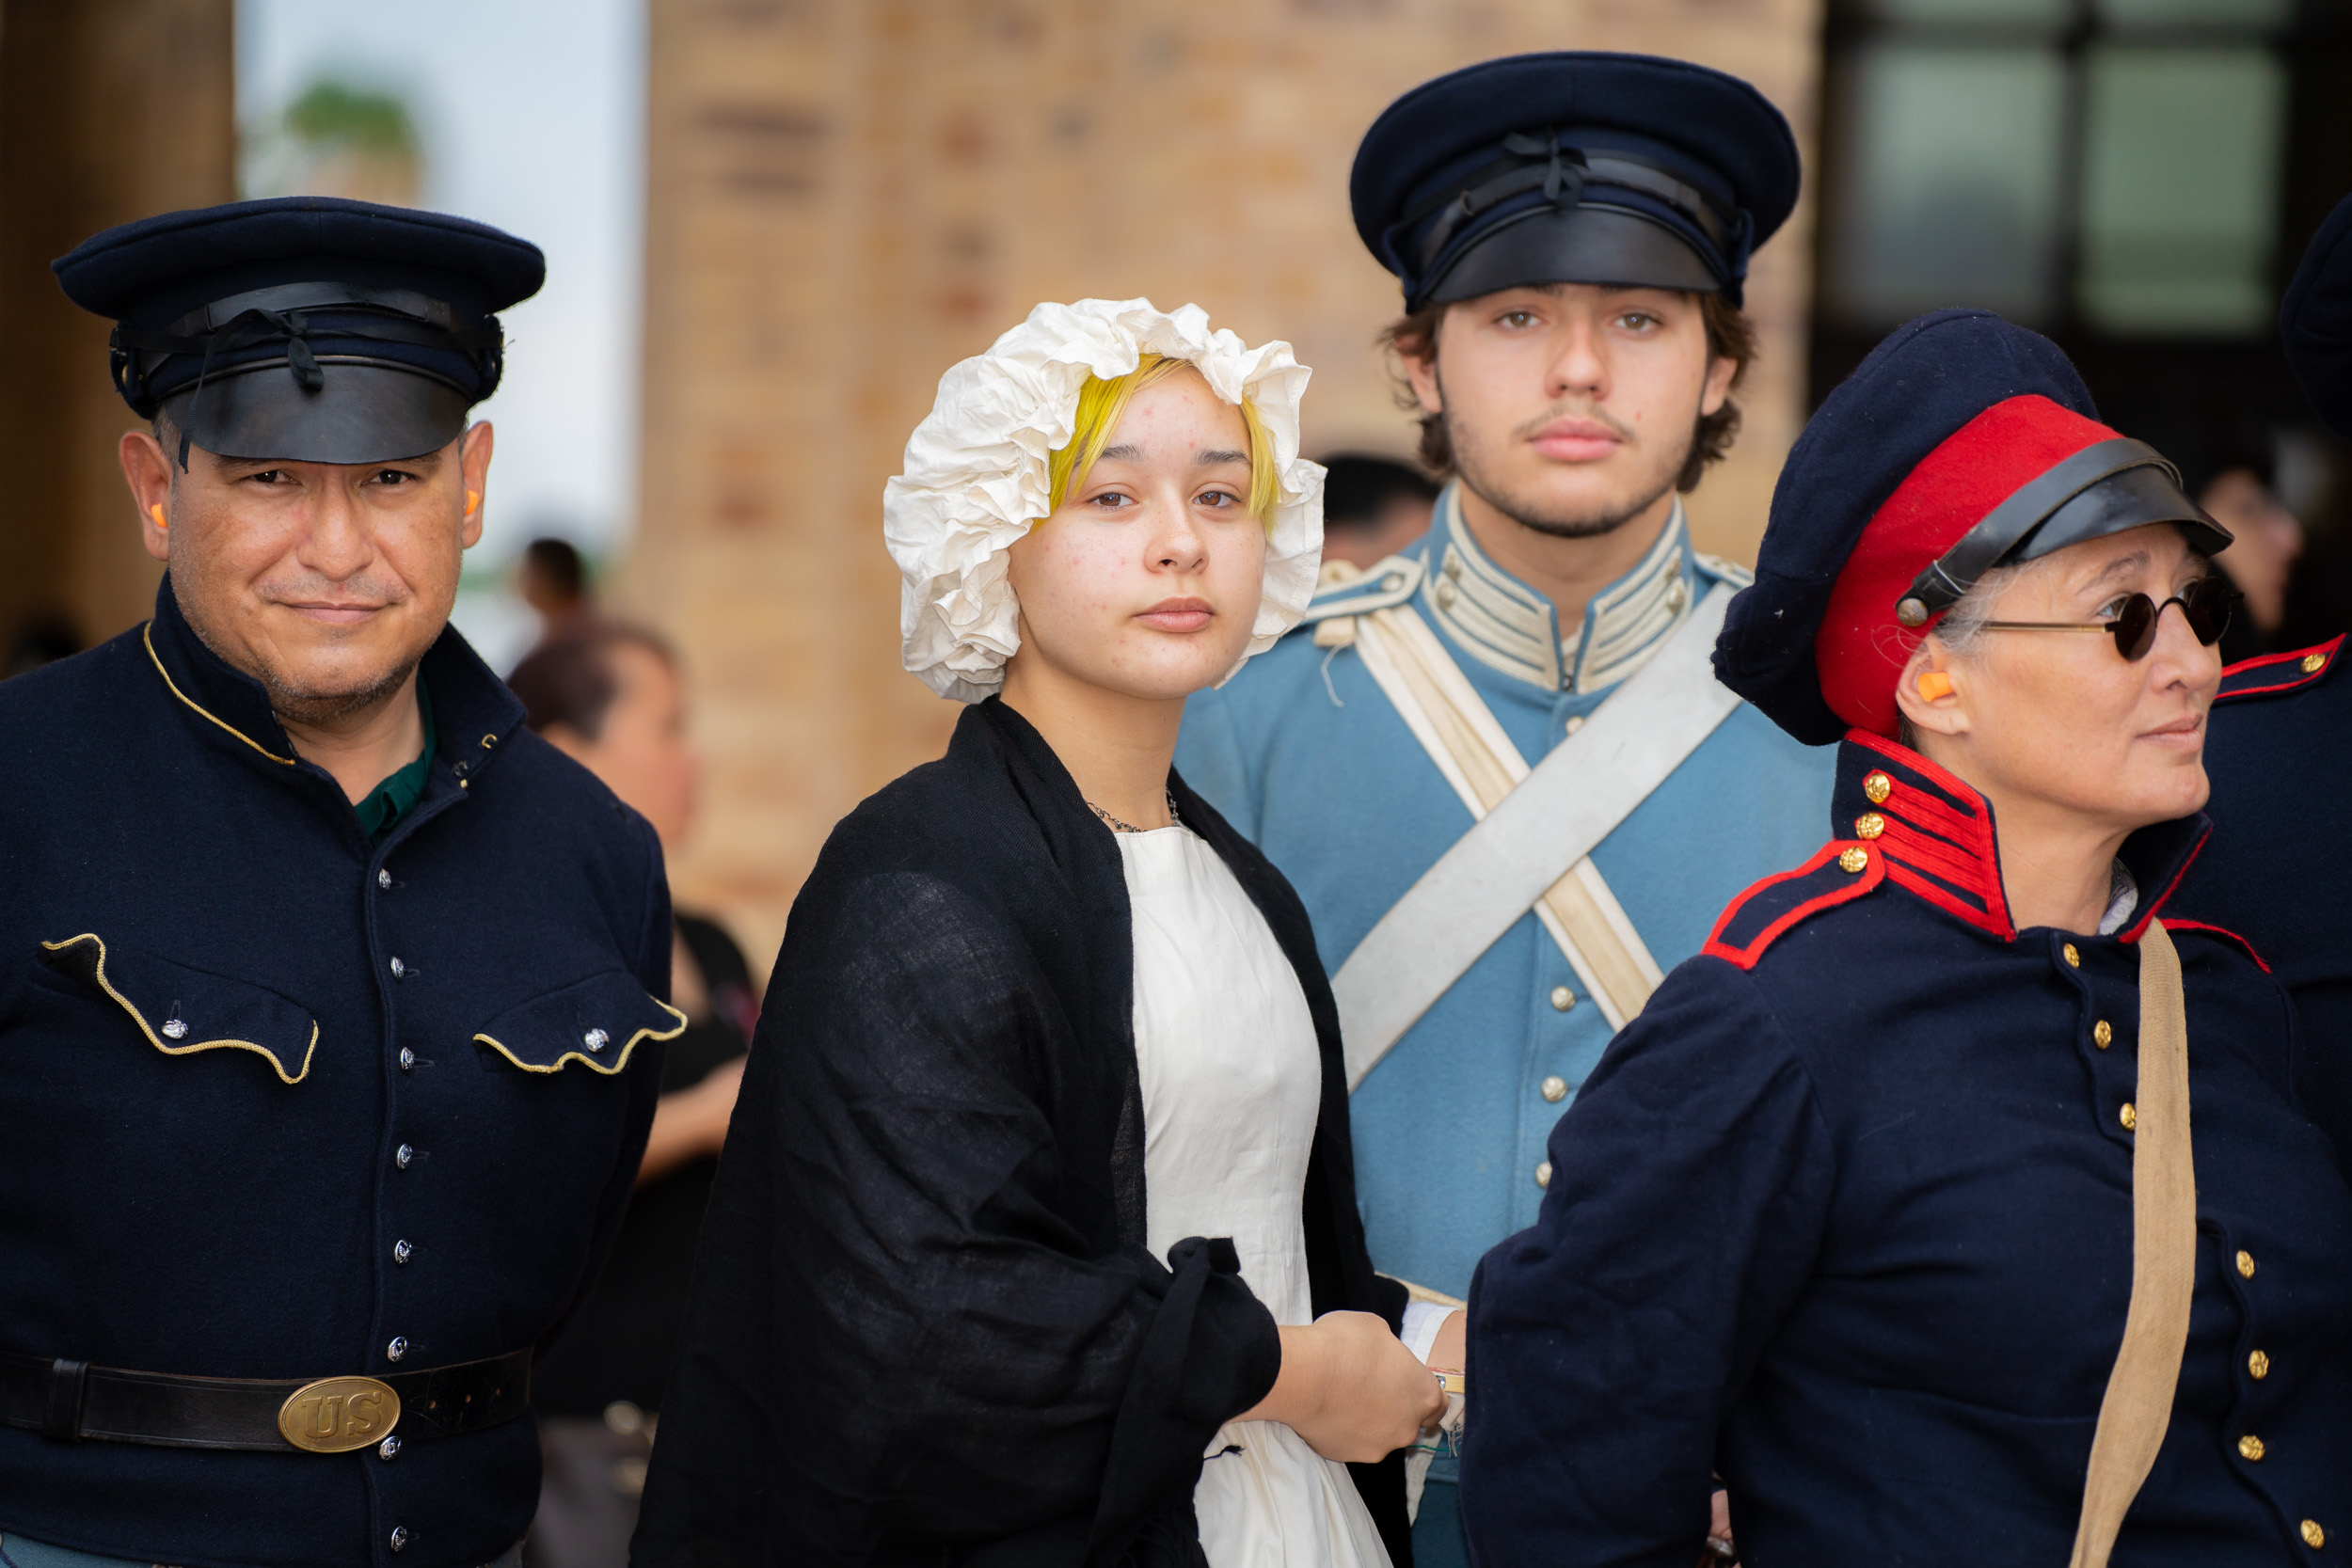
278,1375,401,1452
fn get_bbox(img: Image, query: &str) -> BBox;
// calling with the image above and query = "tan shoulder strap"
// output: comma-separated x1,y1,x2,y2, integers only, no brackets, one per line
2070,918,2197,1568
1345,601,1664,1032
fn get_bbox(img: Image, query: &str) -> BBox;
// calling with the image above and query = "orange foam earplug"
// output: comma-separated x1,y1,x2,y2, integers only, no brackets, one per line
466,488,482,514
1917,671,1954,702
148,503,167,530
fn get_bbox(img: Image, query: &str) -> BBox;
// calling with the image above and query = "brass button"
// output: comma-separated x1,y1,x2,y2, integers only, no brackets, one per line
2302,652,2327,675
1666,578,1688,612
2249,1349,2270,1379
2303,1519,2326,1549
1564,715,1585,736
1435,579,1459,609
1541,1075,1568,1103
1534,1161,1552,1189
1838,847,1869,874
1549,986,1575,1012
1443,553,1463,580
1854,813,1886,840
1863,770,1894,805
2239,1433,2265,1462
2093,1020,2113,1049
2063,943,2082,968
2120,1102,2137,1132
2238,1249,2257,1278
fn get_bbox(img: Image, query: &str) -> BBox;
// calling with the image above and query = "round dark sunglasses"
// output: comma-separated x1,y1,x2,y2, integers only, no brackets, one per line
1978,574,2239,661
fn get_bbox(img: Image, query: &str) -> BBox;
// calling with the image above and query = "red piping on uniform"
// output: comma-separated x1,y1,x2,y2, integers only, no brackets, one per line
2158,918,2271,973
1845,730,2014,938
1875,814,1988,895
1703,840,1886,970
2217,634,2343,700
2118,827,2210,943
1871,781,1984,854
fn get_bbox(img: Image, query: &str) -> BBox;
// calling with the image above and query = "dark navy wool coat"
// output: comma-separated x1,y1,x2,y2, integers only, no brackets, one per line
0,583,675,1568
2174,638,2352,1174
1462,734,2352,1567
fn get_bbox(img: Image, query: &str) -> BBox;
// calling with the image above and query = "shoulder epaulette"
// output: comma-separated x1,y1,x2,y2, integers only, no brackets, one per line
1692,551,1756,588
2216,635,2344,702
1295,553,1426,634
1702,839,1885,970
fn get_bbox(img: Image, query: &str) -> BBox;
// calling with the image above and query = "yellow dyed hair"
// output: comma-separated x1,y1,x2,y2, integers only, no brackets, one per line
1044,355,1280,528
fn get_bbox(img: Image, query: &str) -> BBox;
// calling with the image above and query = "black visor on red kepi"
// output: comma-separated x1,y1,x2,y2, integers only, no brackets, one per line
1896,437,2233,630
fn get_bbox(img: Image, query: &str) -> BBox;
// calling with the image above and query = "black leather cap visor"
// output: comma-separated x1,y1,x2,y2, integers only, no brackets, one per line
159,357,472,465
1899,438,2233,624
1425,202,1721,305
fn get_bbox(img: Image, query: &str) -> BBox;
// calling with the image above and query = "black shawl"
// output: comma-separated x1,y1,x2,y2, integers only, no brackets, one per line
630,698,1410,1567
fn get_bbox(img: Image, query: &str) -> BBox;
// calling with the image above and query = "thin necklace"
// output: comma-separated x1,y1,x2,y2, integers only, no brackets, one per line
1089,790,1181,834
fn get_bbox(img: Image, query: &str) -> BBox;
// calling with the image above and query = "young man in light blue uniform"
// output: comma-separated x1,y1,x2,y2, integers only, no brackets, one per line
1176,53,1836,1563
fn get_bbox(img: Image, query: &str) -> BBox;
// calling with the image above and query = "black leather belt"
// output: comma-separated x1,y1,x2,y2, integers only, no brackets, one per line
0,1347,531,1453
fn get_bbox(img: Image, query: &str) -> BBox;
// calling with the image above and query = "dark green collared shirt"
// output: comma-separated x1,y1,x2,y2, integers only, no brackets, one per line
355,679,436,844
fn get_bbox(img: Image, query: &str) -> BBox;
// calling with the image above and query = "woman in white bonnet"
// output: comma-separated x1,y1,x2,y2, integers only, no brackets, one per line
634,300,1442,1568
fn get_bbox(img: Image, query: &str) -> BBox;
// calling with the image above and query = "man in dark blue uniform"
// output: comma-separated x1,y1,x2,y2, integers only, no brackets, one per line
2173,192,2352,1172
0,198,678,1568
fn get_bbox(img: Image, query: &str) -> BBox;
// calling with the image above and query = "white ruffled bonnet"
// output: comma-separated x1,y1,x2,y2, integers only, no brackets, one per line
884,297,1325,704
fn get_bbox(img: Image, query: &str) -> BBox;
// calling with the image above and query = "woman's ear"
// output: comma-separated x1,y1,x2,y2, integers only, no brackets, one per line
1893,640,1969,739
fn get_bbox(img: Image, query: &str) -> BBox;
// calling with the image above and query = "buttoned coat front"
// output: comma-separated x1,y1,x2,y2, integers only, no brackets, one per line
0,583,674,1568
1462,735,2352,1566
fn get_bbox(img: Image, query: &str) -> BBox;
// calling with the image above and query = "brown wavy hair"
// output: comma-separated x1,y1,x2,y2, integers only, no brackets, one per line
1379,291,1756,493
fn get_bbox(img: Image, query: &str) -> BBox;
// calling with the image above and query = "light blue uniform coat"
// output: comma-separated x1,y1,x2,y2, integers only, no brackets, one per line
1177,486,1836,1302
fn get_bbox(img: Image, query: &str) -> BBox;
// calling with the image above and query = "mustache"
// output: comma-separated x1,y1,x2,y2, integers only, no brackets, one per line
258,572,409,608
1511,403,1638,445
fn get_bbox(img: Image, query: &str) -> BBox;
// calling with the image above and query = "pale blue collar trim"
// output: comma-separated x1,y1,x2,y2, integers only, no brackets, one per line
1420,483,1692,695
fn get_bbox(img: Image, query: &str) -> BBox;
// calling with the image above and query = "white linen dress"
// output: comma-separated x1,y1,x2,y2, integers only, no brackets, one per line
1116,825,1393,1568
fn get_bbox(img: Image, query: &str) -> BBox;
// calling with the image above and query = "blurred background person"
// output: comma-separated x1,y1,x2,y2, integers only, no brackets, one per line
1317,451,1439,573
517,535,596,650
507,623,754,1568
2109,390,2304,662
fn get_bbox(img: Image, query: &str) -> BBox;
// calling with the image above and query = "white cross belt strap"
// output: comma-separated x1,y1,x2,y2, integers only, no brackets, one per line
1332,583,1740,1090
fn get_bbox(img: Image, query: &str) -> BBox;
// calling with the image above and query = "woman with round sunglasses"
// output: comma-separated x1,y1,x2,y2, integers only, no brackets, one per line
1459,309,2352,1566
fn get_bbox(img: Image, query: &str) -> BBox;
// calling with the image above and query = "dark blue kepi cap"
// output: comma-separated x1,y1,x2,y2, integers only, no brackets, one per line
1352,52,1800,311
55,196,545,467
2281,191,2352,439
